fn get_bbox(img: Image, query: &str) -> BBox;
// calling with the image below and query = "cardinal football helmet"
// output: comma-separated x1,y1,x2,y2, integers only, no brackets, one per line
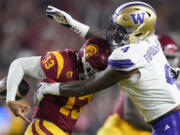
78,38,112,79
106,1,157,46
158,35,180,67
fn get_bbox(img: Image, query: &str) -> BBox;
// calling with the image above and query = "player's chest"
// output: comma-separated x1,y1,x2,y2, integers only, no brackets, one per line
57,62,79,82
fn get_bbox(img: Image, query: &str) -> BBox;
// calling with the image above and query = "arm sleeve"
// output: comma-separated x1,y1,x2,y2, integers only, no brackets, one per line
108,48,136,71
6,56,46,102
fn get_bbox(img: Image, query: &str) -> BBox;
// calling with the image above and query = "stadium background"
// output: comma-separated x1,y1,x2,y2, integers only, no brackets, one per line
0,0,180,134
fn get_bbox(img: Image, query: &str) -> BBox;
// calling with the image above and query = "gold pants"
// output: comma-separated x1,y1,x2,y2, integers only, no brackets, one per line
24,119,69,135
97,113,151,135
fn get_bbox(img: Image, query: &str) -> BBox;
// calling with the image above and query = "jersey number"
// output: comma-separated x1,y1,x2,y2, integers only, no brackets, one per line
164,64,176,85
43,56,55,70
59,95,93,119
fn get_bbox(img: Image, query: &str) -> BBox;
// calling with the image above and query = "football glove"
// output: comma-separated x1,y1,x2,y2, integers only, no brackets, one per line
34,82,60,106
46,5,72,28
46,5,89,38
33,82,46,106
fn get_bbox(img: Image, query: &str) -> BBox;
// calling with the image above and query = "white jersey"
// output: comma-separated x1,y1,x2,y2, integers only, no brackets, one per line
108,35,180,122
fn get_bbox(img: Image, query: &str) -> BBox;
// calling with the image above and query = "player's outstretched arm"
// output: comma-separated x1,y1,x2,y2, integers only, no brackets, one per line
36,67,138,98
46,6,105,40
58,67,138,96
6,56,45,102
6,56,46,123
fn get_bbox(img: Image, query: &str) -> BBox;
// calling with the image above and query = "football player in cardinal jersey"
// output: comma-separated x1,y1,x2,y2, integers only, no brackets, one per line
2,38,111,135
36,2,180,135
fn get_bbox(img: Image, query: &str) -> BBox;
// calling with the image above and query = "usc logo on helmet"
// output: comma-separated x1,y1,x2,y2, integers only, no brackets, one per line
85,44,99,58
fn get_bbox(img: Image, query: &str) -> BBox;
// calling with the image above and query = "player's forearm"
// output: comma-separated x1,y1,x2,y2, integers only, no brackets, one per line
85,27,106,40
42,67,134,97
59,68,138,97
41,70,112,97
59,68,119,96
62,22,105,40
46,6,105,40
6,59,26,102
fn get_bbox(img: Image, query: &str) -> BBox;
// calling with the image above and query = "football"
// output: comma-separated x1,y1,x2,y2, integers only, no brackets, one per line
0,78,29,100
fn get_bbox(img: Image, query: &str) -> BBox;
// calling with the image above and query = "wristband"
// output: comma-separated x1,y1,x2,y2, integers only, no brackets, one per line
71,20,89,38
44,83,60,96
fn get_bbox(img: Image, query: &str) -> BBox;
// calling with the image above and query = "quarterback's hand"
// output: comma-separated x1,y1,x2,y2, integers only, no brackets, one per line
7,101,31,123
46,5,73,28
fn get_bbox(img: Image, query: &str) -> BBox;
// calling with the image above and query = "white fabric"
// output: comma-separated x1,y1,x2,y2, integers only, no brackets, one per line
41,82,60,95
6,56,46,102
71,19,89,38
109,35,180,122
34,82,60,106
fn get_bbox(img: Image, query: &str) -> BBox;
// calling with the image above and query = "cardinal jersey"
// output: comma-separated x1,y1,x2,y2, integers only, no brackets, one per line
108,35,180,122
34,49,93,134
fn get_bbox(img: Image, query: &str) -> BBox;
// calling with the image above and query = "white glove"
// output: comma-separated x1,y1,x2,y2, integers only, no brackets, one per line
46,5,89,38
46,5,73,28
33,82,61,106
33,83,46,106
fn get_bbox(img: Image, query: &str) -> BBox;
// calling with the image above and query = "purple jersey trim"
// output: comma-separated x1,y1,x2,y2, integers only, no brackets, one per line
108,59,135,69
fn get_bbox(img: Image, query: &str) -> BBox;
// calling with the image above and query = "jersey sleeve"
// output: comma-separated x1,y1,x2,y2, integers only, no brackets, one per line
41,51,64,80
108,45,145,71
108,47,136,71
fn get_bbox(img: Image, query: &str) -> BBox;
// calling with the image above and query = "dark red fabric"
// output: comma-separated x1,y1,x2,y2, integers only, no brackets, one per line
35,49,93,134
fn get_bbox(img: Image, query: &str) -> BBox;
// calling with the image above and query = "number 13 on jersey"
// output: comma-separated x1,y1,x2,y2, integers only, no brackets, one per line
43,55,55,69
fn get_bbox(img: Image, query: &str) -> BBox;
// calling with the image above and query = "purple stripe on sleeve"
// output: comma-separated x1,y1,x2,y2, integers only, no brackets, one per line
108,59,135,69
39,120,54,135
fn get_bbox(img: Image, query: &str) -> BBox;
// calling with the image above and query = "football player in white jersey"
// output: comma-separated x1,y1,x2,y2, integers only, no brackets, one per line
8,1,180,135
97,35,180,135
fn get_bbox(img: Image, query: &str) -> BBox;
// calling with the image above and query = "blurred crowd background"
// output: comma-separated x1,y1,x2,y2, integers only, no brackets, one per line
0,0,180,134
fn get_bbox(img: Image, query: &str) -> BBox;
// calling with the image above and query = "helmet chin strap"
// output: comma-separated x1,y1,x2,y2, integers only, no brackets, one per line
81,49,95,79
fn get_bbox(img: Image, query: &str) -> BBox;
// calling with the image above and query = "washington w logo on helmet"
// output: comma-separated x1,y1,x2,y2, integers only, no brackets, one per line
106,1,157,46
130,13,145,25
